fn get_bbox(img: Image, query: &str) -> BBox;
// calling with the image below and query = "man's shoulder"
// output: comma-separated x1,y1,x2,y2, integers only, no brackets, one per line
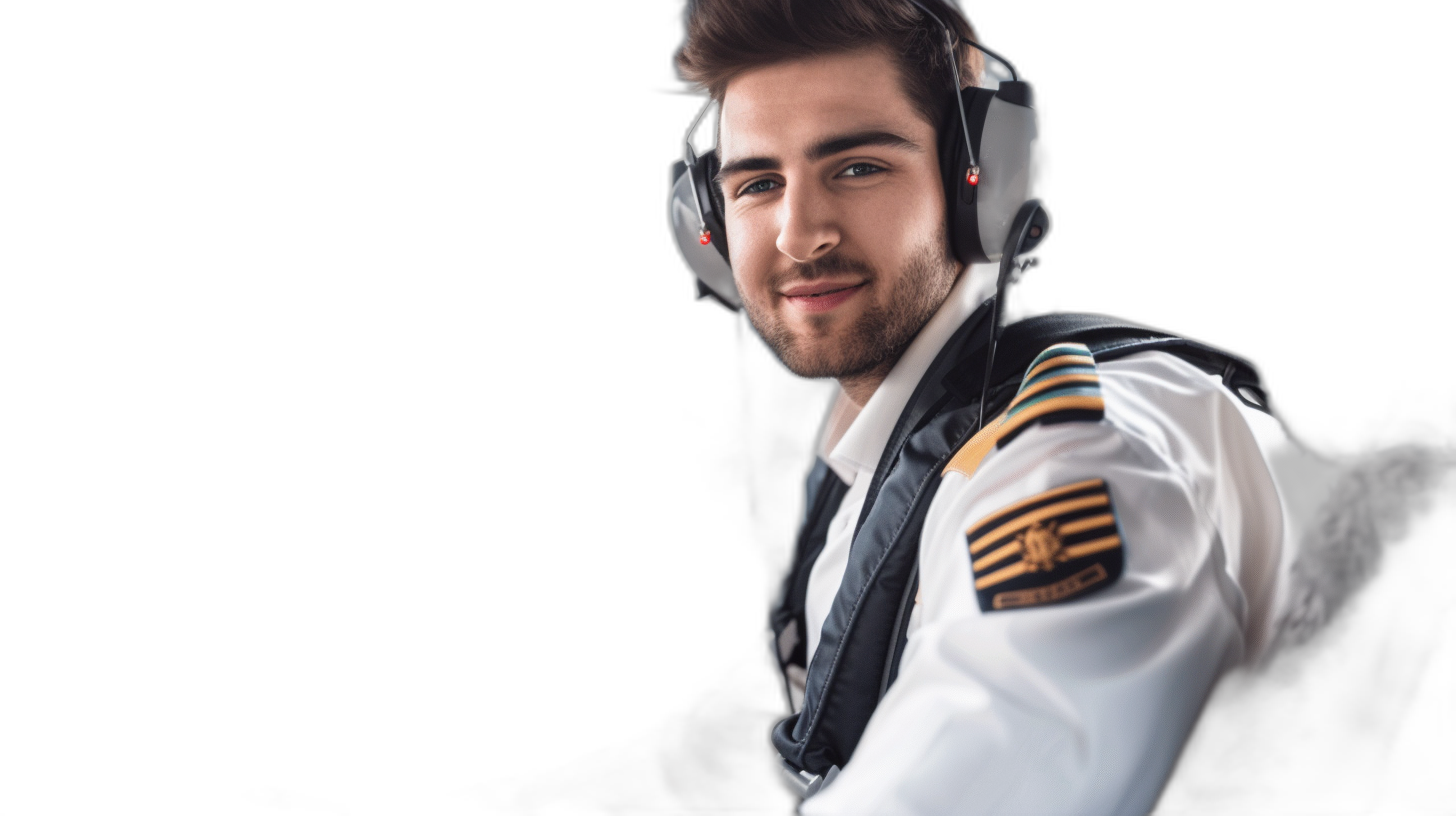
940,338,1217,476
927,334,1278,540
942,331,1258,480
923,340,1278,615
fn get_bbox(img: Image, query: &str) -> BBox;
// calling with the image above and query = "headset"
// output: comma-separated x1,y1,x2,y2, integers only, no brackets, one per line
667,0,1049,314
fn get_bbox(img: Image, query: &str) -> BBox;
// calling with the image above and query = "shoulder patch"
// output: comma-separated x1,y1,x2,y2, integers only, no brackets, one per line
965,477,1124,612
943,343,1105,479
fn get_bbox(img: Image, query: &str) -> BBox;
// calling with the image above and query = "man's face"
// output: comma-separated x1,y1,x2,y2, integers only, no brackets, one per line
717,46,960,382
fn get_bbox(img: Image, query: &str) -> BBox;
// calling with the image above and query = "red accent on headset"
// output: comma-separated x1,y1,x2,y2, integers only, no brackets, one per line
699,230,712,245
966,170,980,186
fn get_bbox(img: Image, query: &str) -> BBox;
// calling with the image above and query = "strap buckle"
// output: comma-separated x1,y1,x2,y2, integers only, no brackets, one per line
780,760,840,799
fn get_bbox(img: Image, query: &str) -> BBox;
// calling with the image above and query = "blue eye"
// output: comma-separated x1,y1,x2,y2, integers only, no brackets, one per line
741,178,780,196
840,163,885,177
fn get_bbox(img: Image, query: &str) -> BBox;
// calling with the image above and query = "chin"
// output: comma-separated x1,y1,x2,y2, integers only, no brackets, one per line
744,290,910,381
775,333,887,381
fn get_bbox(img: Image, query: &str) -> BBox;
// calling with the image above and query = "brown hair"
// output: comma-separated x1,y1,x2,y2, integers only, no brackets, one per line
675,0,983,129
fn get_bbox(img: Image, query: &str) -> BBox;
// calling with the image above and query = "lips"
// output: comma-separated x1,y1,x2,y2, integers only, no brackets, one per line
780,280,867,314
781,279,861,297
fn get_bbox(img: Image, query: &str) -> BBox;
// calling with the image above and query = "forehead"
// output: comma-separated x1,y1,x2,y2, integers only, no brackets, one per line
718,47,928,159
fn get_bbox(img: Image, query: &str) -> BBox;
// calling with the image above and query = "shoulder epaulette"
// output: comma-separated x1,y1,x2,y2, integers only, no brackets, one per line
943,342,1106,478
964,477,1124,612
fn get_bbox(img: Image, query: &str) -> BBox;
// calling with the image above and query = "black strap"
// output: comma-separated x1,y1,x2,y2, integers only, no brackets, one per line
769,459,848,707
997,313,1270,412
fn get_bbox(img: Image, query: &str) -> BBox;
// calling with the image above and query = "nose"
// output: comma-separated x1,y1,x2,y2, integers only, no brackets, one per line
775,178,840,264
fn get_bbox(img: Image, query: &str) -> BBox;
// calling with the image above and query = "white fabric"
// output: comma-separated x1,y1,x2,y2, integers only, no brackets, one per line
800,351,1292,816
803,266,995,664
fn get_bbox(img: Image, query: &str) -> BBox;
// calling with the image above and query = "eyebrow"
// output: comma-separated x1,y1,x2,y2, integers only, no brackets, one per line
715,129,921,184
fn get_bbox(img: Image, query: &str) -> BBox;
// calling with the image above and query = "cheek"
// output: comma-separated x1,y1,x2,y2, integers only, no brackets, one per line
900,167,949,231
846,181,945,253
725,211,776,296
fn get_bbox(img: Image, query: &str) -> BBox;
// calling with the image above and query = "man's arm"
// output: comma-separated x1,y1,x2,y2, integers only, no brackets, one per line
802,351,1285,816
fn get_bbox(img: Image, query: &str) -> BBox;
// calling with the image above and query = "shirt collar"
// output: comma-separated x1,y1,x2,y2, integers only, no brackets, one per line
824,265,995,484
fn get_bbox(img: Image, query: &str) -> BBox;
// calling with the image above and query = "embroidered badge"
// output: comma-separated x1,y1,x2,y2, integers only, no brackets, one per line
943,343,1105,480
1019,521,1066,571
965,477,1123,612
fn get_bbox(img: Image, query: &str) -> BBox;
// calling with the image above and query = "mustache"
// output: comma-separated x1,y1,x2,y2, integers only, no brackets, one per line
779,252,877,283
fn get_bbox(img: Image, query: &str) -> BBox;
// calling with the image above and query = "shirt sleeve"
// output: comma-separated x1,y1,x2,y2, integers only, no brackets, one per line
801,351,1285,816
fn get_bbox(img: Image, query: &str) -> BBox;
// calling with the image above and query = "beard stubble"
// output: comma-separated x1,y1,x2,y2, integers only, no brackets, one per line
742,235,960,382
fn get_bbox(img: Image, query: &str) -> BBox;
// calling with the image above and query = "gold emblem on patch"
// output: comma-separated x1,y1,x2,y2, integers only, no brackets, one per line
1018,521,1067,572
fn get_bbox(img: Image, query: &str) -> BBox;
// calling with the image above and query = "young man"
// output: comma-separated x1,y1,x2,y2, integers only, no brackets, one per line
673,1,1292,813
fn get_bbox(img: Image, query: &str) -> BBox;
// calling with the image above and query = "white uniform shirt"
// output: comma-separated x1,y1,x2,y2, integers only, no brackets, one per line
798,279,1291,814
804,267,995,665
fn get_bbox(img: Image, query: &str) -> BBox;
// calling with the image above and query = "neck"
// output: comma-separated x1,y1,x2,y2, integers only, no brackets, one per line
837,362,894,408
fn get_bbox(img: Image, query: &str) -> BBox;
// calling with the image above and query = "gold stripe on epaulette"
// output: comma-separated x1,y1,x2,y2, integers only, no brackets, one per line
1059,533,1122,561
1056,512,1117,537
943,393,1104,480
962,477,1105,525
1009,373,1100,407
996,394,1104,441
975,536,1121,591
942,412,1008,479
967,493,1110,555
975,559,1032,589
1024,354,1096,381
972,539,1024,572
971,512,1117,572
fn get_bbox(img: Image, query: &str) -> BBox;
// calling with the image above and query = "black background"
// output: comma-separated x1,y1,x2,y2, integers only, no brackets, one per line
208,3,1456,810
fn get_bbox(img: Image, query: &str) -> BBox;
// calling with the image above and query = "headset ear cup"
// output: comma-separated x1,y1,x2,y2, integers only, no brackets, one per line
940,86,997,266
668,158,741,310
975,84,1037,261
939,84,1037,266
695,152,729,261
